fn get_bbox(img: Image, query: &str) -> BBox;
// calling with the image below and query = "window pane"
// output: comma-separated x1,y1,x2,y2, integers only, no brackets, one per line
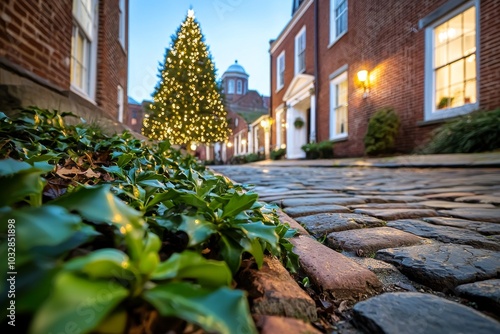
465,80,476,104
465,54,476,80
436,88,450,109
448,14,462,39
435,45,447,68
435,22,448,46
450,83,464,107
463,7,475,34
450,59,464,85
448,38,462,63
435,66,449,90
336,105,347,134
464,32,475,56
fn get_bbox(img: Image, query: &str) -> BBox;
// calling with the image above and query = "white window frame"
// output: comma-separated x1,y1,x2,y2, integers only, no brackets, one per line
236,80,242,94
71,0,98,101
228,79,235,94
329,0,348,46
118,0,126,49
424,0,478,121
117,85,124,122
276,51,285,91
329,71,348,140
295,26,306,75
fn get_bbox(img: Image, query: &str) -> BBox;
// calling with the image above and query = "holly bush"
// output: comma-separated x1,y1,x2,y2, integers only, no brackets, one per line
0,108,298,333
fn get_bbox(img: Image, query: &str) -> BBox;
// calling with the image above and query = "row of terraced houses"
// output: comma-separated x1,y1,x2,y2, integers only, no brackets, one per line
0,0,129,131
271,0,500,158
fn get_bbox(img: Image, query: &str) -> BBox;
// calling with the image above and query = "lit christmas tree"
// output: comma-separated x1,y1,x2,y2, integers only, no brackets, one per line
143,9,230,145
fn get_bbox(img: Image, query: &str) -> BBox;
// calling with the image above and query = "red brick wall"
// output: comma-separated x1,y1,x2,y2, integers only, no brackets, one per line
96,0,128,120
0,0,128,120
127,102,144,133
478,0,500,111
0,0,72,90
270,1,314,143
317,0,451,157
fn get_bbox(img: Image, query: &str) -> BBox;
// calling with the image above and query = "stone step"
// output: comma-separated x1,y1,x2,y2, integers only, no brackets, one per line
295,213,385,238
387,219,500,250
281,197,366,208
237,256,317,321
262,193,349,203
353,208,438,220
284,204,351,218
438,208,500,223
254,315,321,334
455,195,500,204
352,292,500,334
291,235,382,300
355,195,426,203
423,192,477,200
455,279,500,315
276,210,309,236
423,217,500,235
376,244,500,291
326,226,424,256
419,200,495,209
349,203,430,210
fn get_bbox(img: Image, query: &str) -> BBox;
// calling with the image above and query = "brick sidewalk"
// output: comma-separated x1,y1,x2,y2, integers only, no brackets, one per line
212,164,500,333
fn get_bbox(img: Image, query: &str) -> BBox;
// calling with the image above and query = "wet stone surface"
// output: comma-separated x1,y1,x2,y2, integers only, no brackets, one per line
387,219,500,250
376,244,500,291
326,227,423,255
353,208,439,220
422,216,500,235
454,279,500,314
438,208,500,223
295,213,385,237
211,165,500,332
284,204,351,218
352,292,500,334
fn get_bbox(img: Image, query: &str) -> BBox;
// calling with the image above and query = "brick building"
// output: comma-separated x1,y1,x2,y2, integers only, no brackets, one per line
208,61,270,163
126,97,146,133
270,0,500,158
0,0,129,128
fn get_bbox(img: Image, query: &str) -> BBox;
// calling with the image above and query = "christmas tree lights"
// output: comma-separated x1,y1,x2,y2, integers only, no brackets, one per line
143,10,231,145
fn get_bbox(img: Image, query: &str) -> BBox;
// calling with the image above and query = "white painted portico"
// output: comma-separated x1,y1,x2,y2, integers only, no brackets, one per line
282,74,316,159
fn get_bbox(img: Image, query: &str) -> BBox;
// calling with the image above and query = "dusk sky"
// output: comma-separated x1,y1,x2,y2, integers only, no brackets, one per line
128,1,292,103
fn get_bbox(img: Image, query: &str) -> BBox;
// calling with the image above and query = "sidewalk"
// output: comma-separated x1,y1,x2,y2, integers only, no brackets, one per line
249,152,500,168
212,162,500,333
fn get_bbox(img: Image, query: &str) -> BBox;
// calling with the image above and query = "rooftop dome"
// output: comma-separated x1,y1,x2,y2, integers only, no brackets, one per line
225,60,248,76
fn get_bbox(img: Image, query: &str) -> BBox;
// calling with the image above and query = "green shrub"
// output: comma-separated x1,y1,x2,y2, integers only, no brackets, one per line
245,153,261,163
421,109,500,154
301,140,334,159
270,148,286,160
0,107,299,334
364,107,400,156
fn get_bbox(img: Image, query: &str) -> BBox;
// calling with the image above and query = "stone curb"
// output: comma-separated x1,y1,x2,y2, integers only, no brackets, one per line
237,256,317,322
290,235,382,300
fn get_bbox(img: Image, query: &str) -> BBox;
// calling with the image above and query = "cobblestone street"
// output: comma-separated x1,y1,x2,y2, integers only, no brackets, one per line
212,163,500,333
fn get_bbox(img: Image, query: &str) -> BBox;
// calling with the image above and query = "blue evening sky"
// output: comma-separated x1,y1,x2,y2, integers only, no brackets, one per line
128,1,292,103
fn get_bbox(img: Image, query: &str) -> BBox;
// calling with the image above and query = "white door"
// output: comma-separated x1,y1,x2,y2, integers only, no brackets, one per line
286,107,307,159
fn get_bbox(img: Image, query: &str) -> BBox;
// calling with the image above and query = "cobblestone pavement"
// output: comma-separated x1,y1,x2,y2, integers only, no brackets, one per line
211,165,500,333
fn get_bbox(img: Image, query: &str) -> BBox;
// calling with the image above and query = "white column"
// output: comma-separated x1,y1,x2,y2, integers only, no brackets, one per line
309,90,316,143
264,129,270,159
248,128,253,154
205,145,211,160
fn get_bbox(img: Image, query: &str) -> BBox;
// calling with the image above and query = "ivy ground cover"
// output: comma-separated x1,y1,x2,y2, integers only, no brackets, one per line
0,108,298,333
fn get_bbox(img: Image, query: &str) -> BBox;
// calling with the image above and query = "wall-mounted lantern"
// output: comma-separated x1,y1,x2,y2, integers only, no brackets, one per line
357,70,370,98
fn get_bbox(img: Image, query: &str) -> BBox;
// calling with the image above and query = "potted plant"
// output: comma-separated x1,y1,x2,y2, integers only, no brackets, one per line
293,117,305,129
